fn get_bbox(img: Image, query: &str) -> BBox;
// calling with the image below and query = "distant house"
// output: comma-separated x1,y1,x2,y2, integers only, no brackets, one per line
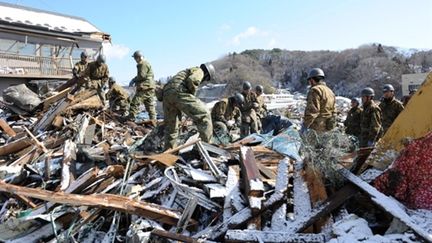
401,73,428,96
0,2,110,93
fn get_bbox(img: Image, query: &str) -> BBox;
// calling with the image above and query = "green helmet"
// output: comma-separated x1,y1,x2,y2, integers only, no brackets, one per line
200,63,215,81
383,84,395,92
132,50,143,58
80,51,88,58
307,68,325,80
242,81,252,90
97,54,106,64
361,87,375,97
233,92,245,105
255,85,264,93
109,76,116,84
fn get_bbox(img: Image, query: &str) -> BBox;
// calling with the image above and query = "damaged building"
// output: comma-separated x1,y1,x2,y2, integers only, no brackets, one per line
0,2,110,94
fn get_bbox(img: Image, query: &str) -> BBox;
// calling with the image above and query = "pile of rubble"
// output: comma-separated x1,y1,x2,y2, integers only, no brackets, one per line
0,86,431,243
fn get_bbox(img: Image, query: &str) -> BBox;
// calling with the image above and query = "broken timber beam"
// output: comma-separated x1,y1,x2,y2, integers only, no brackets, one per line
225,230,326,243
151,229,210,243
0,181,182,225
193,179,287,240
42,87,71,110
271,159,290,230
0,119,16,137
33,95,73,132
338,167,432,243
0,137,32,156
239,146,264,206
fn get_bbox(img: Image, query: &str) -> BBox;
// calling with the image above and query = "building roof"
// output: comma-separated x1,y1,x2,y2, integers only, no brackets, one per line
0,2,104,35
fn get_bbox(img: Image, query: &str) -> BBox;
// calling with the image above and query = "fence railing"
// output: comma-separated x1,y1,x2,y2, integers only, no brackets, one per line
0,52,78,77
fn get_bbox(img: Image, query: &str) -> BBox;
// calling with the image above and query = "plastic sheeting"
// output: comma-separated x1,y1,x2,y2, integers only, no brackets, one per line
3,84,41,112
243,126,302,161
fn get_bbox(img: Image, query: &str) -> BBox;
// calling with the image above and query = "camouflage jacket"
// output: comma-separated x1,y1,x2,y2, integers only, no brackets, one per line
81,61,109,84
379,97,404,134
344,106,362,137
164,67,204,95
132,59,155,91
73,60,88,77
107,83,129,103
239,91,258,122
256,95,267,118
303,82,336,131
211,98,241,124
360,100,382,146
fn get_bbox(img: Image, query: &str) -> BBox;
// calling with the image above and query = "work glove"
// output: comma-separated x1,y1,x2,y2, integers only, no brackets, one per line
253,102,259,109
300,123,308,135
367,141,375,147
129,80,136,87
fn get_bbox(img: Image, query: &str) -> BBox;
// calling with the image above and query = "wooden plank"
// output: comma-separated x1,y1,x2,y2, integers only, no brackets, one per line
151,229,200,243
0,137,32,156
0,180,182,225
293,160,312,218
0,119,16,137
225,230,326,243
194,183,287,241
224,165,243,221
33,95,73,132
338,167,432,242
275,184,357,235
42,87,71,110
135,153,179,167
239,146,264,199
271,159,290,231
8,148,40,166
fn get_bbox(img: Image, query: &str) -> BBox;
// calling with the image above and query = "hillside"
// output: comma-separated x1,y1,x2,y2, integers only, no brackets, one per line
210,44,432,97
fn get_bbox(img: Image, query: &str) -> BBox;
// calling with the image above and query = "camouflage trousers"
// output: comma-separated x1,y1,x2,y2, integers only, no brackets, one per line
240,120,258,138
129,89,156,120
163,89,212,150
240,111,259,138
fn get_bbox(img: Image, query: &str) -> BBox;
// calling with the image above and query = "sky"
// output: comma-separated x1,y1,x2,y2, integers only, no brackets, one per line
3,0,432,85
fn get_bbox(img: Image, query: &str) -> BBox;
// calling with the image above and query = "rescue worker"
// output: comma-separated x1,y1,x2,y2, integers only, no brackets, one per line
128,51,157,125
162,63,215,150
344,98,362,137
72,51,89,79
78,54,109,102
211,92,243,137
359,87,382,148
402,88,417,106
379,84,404,135
255,85,267,132
239,81,259,137
301,68,336,133
106,77,129,116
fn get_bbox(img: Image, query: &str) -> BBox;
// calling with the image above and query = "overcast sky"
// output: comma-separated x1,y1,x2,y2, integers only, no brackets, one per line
4,0,432,84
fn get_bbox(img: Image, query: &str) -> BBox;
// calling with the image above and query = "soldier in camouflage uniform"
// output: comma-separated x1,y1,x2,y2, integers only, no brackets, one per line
107,77,129,115
359,87,382,148
255,85,267,132
302,68,336,133
239,81,259,138
379,84,404,135
211,92,243,138
344,98,362,137
78,54,109,102
162,63,215,150
72,51,88,79
128,51,157,125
